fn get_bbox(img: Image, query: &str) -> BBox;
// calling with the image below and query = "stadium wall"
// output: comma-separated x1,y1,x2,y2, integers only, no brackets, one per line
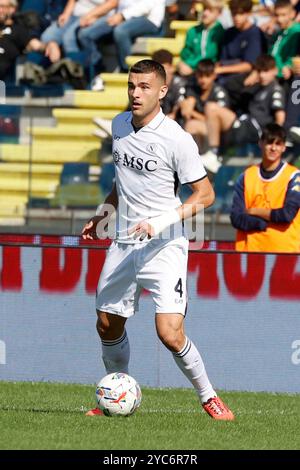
0,236,300,393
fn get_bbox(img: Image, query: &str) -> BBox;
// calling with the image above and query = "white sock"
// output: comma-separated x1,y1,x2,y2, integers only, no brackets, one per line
101,330,130,374
173,337,216,404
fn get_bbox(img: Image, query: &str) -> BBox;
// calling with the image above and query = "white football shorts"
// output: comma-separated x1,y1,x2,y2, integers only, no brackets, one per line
96,237,189,317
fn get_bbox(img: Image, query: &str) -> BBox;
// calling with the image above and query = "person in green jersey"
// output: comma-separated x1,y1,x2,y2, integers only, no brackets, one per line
178,0,224,76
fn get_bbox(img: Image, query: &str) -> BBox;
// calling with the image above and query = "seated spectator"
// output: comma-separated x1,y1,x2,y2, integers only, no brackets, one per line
259,0,300,34
180,59,229,151
268,0,300,81
0,0,60,81
152,48,186,121
41,0,117,68
20,0,68,34
78,0,166,73
230,123,300,253
177,0,225,77
216,0,265,84
202,54,285,173
284,56,300,141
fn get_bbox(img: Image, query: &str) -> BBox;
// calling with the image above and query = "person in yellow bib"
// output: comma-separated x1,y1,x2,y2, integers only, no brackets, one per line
230,123,300,252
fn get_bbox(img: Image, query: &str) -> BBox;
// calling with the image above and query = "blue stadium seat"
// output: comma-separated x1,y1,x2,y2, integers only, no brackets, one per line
60,162,90,185
20,0,46,15
99,162,115,195
207,165,247,214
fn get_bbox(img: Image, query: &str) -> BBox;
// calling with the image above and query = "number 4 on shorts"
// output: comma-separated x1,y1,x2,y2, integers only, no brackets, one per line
174,278,183,298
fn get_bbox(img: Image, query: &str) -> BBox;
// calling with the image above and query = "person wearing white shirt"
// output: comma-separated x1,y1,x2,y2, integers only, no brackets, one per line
41,0,117,63
78,0,166,71
82,59,234,421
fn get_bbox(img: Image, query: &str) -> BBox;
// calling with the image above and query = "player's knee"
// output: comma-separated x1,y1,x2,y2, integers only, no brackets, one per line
157,329,183,352
96,312,126,340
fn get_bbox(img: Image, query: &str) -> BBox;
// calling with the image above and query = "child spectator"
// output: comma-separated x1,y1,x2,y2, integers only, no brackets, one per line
217,0,265,83
269,0,300,80
177,0,225,77
202,54,285,173
180,59,229,151
40,0,117,68
78,0,166,73
0,0,60,81
152,49,187,121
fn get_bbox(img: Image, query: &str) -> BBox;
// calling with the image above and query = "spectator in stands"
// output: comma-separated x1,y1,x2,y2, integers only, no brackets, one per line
284,57,300,142
78,0,166,73
216,0,265,84
177,0,225,77
202,54,285,173
0,0,60,80
152,48,186,121
180,59,229,151
230,123,300,252
268,0,300,81
20,0,68,34
40,0,117,69
259,0,300,34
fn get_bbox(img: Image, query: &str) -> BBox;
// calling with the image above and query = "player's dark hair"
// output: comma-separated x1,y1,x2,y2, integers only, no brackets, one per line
130,60,167,83
229,0,252,14
254,54,276,71
152,49,174,65
261,123,286,144
274,0,294,10
196,59,215,76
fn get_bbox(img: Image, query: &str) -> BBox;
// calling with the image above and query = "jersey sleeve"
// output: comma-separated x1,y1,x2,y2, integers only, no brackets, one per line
173,131,207,184
270,171,300,223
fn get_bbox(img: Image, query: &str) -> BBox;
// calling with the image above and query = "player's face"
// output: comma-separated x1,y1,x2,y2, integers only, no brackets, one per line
128,71,168,126
275,6,295,29
260,138,286,166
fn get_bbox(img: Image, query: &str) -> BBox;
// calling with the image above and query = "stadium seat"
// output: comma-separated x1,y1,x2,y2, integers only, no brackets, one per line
207,165,247,214
99,162,115,195
50,182,105,208
27,197,50,209
60,162,90,185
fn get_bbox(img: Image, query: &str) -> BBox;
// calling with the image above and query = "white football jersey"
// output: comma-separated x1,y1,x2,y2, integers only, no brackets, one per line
112,109,207,243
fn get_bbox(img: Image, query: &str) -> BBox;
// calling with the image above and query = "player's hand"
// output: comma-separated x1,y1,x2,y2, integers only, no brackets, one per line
128,220,155,241
82,216,104,240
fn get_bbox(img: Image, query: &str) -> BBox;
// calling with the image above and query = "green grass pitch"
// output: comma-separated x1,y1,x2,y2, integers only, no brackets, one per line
0,381,300,450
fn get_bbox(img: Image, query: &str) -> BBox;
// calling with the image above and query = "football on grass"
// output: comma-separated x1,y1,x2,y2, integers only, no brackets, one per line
96,372,142,416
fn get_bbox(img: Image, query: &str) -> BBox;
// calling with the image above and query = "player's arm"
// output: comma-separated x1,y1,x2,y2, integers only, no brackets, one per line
178,177,215,219
82,183,118,240
129,177,214,239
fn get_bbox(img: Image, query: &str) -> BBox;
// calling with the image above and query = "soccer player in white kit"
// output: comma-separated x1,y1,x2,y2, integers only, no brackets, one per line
82,60,234,420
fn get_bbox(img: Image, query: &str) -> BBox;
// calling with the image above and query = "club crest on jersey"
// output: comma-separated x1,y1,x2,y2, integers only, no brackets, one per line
146,143,157,154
